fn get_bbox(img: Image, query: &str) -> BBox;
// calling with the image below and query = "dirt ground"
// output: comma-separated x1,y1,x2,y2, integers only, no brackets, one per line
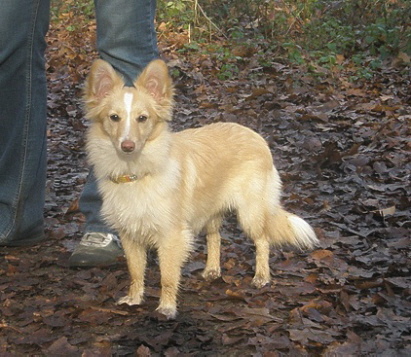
1,37,410,356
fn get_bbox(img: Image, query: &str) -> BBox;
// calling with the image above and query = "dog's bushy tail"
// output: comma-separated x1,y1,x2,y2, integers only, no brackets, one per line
267,208,319,249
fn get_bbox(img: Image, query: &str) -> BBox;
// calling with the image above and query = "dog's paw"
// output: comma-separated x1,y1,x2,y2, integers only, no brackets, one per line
202,268,221,281
156,305,177,320
252,275,270,288
117,295,142,306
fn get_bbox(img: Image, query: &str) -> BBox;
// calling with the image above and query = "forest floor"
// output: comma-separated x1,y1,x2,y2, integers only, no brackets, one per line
1,21,410,356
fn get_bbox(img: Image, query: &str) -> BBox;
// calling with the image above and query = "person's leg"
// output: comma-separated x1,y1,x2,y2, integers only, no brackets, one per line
79,171,112,235
0,0,49,246
69,171,123,267
94,0,159,84
70,0,159,266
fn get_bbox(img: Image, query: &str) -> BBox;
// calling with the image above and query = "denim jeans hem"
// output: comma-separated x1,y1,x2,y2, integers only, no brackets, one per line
0,221,45,246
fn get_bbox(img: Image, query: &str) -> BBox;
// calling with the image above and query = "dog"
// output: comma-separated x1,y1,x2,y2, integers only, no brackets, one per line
83,58,319,319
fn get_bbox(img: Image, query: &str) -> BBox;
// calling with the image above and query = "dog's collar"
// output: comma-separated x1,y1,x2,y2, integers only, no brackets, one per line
109,174,139,184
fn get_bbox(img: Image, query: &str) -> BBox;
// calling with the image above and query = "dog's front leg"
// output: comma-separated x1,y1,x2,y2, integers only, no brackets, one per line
156,230,192,319
117,236,147,306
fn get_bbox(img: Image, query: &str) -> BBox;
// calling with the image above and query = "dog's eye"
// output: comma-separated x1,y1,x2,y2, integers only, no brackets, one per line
137,115,148,123
110,114,120,122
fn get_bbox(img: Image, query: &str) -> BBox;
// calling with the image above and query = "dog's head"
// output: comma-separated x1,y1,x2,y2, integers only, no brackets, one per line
84,59,174,155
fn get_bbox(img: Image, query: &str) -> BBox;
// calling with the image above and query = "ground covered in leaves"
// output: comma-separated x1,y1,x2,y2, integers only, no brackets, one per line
1,24,411,356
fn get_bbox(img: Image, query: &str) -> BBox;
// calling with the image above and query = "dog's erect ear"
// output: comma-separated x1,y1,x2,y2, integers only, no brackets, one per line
135,59,173,102
86,59,123,101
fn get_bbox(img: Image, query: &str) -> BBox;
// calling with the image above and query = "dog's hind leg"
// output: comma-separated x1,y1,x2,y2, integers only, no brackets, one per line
202,216,223,281
117,235,147,306
237,203,272,288
252,233,271,288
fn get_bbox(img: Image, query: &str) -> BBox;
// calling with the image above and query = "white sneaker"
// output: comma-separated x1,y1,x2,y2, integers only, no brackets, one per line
68,232,123,267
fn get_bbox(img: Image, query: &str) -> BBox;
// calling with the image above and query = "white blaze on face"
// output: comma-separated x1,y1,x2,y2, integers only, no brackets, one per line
122,92,134,140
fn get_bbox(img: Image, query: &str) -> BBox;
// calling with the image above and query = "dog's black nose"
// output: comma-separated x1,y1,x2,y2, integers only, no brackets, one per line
121,140,135,152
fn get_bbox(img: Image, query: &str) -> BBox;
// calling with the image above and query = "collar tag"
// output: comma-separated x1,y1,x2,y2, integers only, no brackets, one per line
110,174,139,184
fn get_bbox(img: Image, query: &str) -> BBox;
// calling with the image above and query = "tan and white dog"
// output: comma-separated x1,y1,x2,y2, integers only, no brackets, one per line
84,59,319,319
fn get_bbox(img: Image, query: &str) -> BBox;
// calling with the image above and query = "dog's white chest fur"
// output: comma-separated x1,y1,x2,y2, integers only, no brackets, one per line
100,159,181,241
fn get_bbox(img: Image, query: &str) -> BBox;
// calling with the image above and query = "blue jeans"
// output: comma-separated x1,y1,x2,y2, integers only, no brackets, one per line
0,0,158,244
0,0,50,246
80,0,159,234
